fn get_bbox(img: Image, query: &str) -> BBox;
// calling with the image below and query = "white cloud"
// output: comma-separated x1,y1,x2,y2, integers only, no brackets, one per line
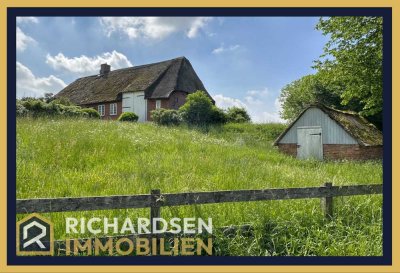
16,27,36,52
17,62,67,98
17,17,39,24
253,98,283,123
212,44,240,54
46,50,133,75
214,88,284,123
244,96,263,106
274,97,283,116
246,88,269,97
214,94,247,109
186,17,210,38
244,87,269,106
100,17,212,40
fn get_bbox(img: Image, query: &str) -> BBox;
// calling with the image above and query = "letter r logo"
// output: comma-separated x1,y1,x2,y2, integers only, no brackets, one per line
16,213,54,256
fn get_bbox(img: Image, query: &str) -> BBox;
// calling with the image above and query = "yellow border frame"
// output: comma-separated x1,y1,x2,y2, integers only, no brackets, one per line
16,213,54,256
1,0,398,272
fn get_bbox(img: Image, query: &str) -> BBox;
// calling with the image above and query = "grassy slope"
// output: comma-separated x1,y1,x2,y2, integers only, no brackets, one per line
16,118,383,256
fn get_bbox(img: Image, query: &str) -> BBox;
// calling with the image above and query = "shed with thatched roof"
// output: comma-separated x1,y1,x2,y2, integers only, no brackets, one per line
55,57,212,121
273,104,382,160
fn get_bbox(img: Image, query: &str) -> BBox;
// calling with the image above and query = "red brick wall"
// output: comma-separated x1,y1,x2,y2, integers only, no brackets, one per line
146,100,155,121
147,91,188,121
277,144,297,157
168,91,187,110
83,101,122,120
323,144,382,160
277,143,382,160
85,91,189,121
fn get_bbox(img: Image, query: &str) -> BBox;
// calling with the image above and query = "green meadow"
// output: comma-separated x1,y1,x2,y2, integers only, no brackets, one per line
16,118,383,256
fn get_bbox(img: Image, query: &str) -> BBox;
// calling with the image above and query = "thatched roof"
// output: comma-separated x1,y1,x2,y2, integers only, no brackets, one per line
55,57,210,105
274,104,383,146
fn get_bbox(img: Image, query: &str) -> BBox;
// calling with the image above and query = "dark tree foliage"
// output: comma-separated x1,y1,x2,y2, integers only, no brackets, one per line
315,17,383,126
179,91,226,125
279,74,342,121
226,107,251,123
280,16,383,129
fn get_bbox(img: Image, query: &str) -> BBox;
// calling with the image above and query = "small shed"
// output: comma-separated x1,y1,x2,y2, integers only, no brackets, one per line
273,104,383,160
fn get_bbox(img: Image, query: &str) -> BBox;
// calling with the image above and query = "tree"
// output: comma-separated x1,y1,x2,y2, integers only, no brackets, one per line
43,93,54,103
210,106,227,124
179,91,226,125
279,16,383,128
226,107,251,123
279,74,342,121
314,16,383,118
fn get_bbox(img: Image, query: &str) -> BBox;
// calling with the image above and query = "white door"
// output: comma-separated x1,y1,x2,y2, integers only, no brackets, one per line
122,92,147,122
297,126,323,160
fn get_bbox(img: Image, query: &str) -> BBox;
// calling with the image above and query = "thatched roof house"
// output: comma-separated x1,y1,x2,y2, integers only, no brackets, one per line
55,57,212,121
274,104,382,160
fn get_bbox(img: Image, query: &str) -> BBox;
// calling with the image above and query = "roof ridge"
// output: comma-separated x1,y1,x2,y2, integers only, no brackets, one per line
125,56,184,71
142,60,176,97
73,56,186,80
173,57,186,91
316,103,359,116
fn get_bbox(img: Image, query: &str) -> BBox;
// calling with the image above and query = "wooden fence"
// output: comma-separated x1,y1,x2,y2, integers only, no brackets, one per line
17,182,383,222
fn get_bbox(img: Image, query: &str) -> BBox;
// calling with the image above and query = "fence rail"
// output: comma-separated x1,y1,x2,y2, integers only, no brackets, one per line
17,183,382,219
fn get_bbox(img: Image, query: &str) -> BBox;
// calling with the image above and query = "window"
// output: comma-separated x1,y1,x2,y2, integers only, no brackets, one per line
156,100,161,109
110,103,117,116
98,105,105,116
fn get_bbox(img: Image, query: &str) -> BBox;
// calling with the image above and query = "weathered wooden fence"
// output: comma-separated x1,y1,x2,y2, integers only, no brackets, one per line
17,182,382,222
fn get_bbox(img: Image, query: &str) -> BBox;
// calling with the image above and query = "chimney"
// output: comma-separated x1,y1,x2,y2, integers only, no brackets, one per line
100,63,111,76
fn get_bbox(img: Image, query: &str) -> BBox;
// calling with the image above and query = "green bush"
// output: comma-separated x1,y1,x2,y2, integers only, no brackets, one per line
50,97,73,106
45,101,63,116
20,98,64,117
43,93,54,103
151,108,181,126
16,98,95,119
81,108,100,119
60,105,86,117
118,112,138,122
210,106,227,124
16,101,28,117
179,91,225,125
226,107,251,123
19,97,38,102
21,99,49,117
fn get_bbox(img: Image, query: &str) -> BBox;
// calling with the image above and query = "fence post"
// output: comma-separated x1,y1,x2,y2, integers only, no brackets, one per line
321,182,333,220
150,189,161,255
150,189,161,231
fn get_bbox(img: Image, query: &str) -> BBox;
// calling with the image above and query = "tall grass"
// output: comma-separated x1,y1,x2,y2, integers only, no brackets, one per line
16,118,383,256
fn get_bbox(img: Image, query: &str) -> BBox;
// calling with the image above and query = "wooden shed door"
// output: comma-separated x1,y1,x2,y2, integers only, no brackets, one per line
297,127,323,160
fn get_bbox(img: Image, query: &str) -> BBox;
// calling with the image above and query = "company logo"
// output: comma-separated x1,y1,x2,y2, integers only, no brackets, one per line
16,213,54,256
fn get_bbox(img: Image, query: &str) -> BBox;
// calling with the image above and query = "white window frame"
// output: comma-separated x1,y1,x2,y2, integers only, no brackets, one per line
156,100,161,109
98,104,105,117
110,103,117,116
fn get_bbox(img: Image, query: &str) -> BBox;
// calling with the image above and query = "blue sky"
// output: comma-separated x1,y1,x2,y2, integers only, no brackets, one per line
16,16,329,122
